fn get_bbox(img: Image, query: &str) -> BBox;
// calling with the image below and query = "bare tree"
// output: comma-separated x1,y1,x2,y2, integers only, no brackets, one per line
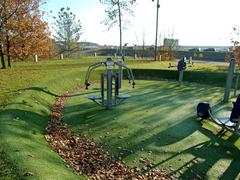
99,0,136,59
54,7,82,57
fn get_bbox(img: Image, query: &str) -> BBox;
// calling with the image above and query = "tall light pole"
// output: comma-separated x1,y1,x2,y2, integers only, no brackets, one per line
152,0,160,61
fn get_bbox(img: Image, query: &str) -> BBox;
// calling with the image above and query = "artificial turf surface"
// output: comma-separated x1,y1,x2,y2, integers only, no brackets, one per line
63,80,240,179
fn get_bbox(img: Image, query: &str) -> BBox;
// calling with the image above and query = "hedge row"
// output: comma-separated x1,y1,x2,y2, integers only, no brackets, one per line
123,69,227,87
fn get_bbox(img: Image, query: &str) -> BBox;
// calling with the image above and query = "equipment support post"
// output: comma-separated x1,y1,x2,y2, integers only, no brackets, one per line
107,68,113,109
101,73,105,104
224,58,236,102
179,70,184,85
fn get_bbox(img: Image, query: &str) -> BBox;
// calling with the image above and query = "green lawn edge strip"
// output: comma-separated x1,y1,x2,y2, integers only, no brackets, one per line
0,71,88,179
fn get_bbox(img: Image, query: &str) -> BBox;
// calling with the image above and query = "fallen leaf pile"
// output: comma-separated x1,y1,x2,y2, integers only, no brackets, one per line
45,83,173,179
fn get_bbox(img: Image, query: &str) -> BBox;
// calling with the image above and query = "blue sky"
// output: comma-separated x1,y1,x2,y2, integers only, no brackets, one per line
42,0,240,46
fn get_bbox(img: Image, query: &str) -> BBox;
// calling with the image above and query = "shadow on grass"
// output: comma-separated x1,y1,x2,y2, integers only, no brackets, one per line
143,118,240,179
0,106,49,179
17,86,59,97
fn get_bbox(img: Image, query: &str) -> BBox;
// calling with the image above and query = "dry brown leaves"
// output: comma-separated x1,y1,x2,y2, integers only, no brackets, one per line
45,83,173,180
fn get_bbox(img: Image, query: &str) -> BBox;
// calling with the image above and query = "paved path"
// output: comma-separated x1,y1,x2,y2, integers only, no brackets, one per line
193,60,228,66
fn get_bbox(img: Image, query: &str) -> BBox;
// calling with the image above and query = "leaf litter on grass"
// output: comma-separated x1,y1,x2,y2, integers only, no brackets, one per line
45,83,173,179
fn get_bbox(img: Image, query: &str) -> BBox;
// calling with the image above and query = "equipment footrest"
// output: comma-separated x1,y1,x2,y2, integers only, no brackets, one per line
116,94,130,99
88,95,102,100
216,117,237,127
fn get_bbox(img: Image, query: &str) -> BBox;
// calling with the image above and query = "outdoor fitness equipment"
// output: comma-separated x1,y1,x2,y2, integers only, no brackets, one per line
177,56,187,84
85,57,135,110
168,56,194,69
168,56,187,85
197,95,240,136
223,58,240,102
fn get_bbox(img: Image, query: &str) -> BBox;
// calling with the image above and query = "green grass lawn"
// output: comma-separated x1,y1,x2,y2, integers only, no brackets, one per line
0,57,104,110
63,80,240,179
0,57,238,179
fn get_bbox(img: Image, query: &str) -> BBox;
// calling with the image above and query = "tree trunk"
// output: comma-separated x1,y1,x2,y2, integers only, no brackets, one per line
6,34,11,68
117,0,123,59
7,53,11,68
67,40,70,58
0,43,6,69
154,0,160,61
142,32,145,59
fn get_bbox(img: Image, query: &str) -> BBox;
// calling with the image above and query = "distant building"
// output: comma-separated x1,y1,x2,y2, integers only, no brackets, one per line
163,38,179,50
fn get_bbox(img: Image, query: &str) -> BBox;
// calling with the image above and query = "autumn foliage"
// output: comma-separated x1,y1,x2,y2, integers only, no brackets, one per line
11,14,55,60
235,46,240,65
0,0,54,68
231,26,240,65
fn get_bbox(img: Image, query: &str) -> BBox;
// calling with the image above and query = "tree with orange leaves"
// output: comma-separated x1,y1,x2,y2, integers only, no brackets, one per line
0,0,54,69
231,26,240,65
235,47,240,64
10,10,55,60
